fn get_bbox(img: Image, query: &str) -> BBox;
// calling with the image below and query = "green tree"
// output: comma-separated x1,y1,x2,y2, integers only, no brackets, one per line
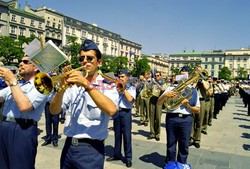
0,36,24,65
236,67,248,80
131,56,150,77
100,54,116,73
113,56,128,75
218,66,231,80
65,36,81,68
170,66,180,76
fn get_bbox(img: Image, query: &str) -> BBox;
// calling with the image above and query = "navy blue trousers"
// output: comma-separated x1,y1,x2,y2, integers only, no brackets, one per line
60,137,105,169
44,102,59,142
0,121,38,169
165,115,192,164
113,110,132,162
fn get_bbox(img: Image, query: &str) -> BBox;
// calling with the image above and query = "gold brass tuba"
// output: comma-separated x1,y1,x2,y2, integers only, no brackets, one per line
140,79,152,99
34,66,88,95
164,67,207,110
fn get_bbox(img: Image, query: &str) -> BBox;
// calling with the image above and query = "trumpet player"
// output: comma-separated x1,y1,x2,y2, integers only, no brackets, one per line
49,39,119,169
157,66,200,165
106,69,136,168
0,55,48,169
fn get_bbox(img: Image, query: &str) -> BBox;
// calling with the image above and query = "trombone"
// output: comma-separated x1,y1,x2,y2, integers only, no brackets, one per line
34,66,88,95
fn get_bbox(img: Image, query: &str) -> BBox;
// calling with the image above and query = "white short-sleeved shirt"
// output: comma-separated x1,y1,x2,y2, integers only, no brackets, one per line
0,79,48,121
119,84,136,109
62,74,119,140
162,85,200,115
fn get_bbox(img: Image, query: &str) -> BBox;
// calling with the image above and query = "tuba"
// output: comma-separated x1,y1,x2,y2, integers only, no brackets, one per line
140,79,152,99
164,67,207,110
34,66,88,95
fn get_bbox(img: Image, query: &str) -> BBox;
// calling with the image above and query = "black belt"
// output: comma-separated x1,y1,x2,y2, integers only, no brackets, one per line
2,116,37,127
119,108,131,112
199,98,210,102
66,137,104,147
167,113,191,118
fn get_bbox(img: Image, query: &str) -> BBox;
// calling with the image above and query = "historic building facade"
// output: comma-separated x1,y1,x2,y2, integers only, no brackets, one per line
0,1,9,36
201,50,225,77
147,54,169,78
225,48,250,77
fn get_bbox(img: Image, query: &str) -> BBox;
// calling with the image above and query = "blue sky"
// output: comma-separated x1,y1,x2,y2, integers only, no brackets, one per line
15,0,250,55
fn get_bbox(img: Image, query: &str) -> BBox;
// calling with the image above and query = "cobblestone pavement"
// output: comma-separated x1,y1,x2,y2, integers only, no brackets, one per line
36,95,250,169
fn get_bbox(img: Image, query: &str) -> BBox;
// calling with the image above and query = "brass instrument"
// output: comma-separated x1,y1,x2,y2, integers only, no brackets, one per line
101,73,124,91
164,67,207,110
140,79,152,99
34,66,88,95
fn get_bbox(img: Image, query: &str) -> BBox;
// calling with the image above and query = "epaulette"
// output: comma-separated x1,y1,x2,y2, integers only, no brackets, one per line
102,78,114,85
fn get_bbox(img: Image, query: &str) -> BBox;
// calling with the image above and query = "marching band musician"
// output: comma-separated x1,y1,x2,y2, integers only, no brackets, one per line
147,71,166,141
190,66,213,148
106,69,136,168
135,75,145,117
157,66,200,165
207,76,214,126
139,71,152,126
213,78,223,119
0,55,48,169
49,39,119,169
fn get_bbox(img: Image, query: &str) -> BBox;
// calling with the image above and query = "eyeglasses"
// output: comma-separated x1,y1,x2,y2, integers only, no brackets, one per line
19,60,31,64
79,55,95,62
155,74,160,77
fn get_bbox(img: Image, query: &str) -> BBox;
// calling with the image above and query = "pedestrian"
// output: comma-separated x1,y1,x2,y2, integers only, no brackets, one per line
49,39,119,169
0,55,48,169
157,66,200,165
106,69,136,168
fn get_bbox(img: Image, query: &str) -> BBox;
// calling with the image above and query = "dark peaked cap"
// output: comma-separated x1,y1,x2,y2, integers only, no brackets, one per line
119,69,130,75
80,39,101,53
180,66,190,73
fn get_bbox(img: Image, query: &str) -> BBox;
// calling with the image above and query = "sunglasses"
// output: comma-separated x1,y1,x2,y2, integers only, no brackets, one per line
155,74,160,77
79,55,95,62
19,60,31,64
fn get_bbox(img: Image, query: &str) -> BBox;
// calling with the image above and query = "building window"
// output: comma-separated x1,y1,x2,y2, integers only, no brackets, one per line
46,32,49,36
30,30,35,36
11,26,16,34
104,46,107,54
205,58,208,62
38,22,42,28
20,17,24,23
52,33,55,38
212,57,215,62
58,24,61,29
20,28,25,36
219,65,222,69
81,31,86,37
30,20,35,27
230,64,232,69
244,57,247,61
57,34,61,39
52,22,55,28
104,37,108,43
237,64,240,68
47,21,50,26
11,15,16,21
66,26,69,33
219,57,222,62
211,65,214,69
237,58,240,62
205,65,208,69
72,28,75,35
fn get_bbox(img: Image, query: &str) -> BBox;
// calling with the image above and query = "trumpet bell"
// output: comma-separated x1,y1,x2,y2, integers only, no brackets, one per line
34,72,54,95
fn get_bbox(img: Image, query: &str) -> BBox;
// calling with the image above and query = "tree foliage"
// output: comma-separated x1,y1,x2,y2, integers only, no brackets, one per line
64,36,81,68
170,66,180,76
218,66,231,80
131,56,150,77
0,36,24,65
113,56,128,75
100,55,116,73
236,67,248,80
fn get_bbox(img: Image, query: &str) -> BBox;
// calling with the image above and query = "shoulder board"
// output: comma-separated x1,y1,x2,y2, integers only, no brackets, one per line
102,78,114,85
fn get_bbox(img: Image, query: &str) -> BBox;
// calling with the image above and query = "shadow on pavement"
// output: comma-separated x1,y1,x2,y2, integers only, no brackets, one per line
241,133,250,139
242,144,250,151
139,152,165,168
132,119,140,125
234,112,248,116
132,129,150,137
236,109,248,113
233,117,250,122
235,105,246,108
239,125,250,129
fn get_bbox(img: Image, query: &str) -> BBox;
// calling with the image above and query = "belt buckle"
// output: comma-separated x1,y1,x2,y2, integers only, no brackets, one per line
72,138,78,147
178,114,183,117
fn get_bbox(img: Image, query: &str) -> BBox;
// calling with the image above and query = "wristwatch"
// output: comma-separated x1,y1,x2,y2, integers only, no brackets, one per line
85,84,94,91
10,81,18,87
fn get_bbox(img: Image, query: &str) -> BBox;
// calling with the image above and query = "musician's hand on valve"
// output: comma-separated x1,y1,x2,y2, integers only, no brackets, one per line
164,91,177,99
181,99,190,107
67,71,88,88
0,67,17,86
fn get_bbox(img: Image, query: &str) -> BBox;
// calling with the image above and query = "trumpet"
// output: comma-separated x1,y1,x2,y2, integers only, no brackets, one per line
101,73,125,91
34,66,88,95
